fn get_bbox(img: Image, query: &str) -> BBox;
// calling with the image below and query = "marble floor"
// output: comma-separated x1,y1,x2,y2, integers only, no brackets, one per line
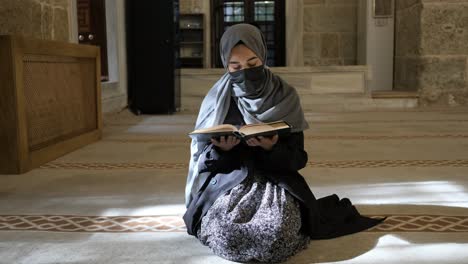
1,107,468,263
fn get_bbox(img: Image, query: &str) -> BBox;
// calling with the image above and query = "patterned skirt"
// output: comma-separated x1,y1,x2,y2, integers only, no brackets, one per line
197,173,310,263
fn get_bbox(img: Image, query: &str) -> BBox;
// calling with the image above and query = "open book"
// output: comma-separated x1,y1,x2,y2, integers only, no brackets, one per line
189,121,291,141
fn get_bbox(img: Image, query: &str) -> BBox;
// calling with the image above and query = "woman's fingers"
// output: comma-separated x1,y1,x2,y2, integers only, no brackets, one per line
211,137,220,146
257,135,278,144
247,137,260,146
215,135,275,150
257,136,269,148
232,137,240,146
212,136,241,151
256,135,278,150
271,134,279,144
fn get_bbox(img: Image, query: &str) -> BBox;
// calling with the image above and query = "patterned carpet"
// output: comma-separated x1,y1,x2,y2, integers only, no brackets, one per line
39,159,468,170
101,134,468,144
1,214,467,233
2,110,468,263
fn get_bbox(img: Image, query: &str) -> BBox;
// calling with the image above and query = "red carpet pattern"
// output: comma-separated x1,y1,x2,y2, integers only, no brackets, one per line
40,159,468,170
0,215,186,232
1,215,467,233
368,215,468,232
40,162,189,170
308,159,468,168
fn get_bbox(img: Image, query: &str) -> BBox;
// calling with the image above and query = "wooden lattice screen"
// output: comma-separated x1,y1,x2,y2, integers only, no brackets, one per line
0,36,102,174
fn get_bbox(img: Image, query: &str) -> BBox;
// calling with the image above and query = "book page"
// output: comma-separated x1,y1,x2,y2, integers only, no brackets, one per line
189,124,238,135
238,121,289,136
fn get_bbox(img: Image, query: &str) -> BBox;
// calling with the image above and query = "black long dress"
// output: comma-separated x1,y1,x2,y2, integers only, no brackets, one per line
184,97,383,262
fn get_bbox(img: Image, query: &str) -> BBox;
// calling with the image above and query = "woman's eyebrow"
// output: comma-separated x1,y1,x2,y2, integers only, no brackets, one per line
229,57,258,64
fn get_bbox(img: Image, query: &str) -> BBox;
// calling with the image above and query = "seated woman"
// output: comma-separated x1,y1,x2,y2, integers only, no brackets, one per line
183,24,383,263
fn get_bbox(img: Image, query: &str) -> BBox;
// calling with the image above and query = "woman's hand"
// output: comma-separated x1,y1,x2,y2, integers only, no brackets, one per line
211,136,241,152
246,134,278,151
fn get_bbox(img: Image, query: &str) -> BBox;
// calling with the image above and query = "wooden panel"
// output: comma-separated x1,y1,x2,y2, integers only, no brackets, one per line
0,35,102,174
17,37,99,58
95,49,103,132
13,37,30,173
0,36,20,174
23,55,97,151
30,130,101,169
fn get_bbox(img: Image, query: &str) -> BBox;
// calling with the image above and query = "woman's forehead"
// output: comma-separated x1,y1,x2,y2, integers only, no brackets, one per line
220,24,266,68
230,44,258,60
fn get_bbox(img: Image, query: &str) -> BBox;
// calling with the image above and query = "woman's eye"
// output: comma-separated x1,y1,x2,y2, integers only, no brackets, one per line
233,66,241,71
247,63,256,67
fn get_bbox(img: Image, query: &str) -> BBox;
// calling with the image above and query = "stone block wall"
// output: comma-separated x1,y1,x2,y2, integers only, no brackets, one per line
303,0,358,66
0,0,69,42
179,0,204,13
395,0,468,106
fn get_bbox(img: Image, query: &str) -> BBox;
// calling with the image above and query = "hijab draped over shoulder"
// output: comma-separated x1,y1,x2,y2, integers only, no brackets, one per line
185,23,309,206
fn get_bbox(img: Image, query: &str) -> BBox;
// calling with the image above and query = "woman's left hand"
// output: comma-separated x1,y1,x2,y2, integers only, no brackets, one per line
246,134,279,151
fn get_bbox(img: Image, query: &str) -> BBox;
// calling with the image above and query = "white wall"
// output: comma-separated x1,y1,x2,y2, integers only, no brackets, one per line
358,0,395,91
68,0,128,113
101,0,128,113
105,0,119,82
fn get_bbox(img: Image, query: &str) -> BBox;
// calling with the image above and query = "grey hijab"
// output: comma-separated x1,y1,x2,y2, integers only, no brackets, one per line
185,24,309,207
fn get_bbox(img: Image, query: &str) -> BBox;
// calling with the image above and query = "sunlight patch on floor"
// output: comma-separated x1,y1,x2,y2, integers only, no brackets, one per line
346,235,468,264
316,181,468,208
100,204,186,216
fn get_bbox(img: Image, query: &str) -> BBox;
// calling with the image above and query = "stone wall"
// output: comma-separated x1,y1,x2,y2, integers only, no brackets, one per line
303,0,358,66
395,0,468,106
179,0,204,13
181,0,358,67
0,0,70,42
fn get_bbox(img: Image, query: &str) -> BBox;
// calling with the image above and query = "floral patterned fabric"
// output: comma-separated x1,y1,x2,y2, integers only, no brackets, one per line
197,173,310,263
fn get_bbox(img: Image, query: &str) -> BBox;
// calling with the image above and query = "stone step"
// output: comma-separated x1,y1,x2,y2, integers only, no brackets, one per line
300,93,418,112
181,66,369,98
180,93,418,113
371,91,419,98
179,67,418,113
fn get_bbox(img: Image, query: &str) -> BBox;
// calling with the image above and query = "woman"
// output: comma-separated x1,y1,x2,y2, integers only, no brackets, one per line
183,24,383,263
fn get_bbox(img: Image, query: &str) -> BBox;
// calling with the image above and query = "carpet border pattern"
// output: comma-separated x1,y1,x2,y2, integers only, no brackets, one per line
1,215,467,233
101,134,468,144
39,160,468,170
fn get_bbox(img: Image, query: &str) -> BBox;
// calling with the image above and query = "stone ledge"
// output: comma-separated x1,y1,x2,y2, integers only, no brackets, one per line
421,0,468,4
181,65,369,75
372,91,420,99
181,67,369,94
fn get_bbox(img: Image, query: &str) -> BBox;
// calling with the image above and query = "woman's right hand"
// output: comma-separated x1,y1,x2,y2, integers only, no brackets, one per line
211,136,240,152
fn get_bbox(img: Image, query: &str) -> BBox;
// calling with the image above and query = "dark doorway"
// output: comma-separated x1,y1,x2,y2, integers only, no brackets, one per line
125,0,181,114
211,0,285,67
77,0,109,81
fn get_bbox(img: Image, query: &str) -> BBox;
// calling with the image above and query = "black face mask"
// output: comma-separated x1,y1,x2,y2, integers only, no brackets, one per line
229,65,266,95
